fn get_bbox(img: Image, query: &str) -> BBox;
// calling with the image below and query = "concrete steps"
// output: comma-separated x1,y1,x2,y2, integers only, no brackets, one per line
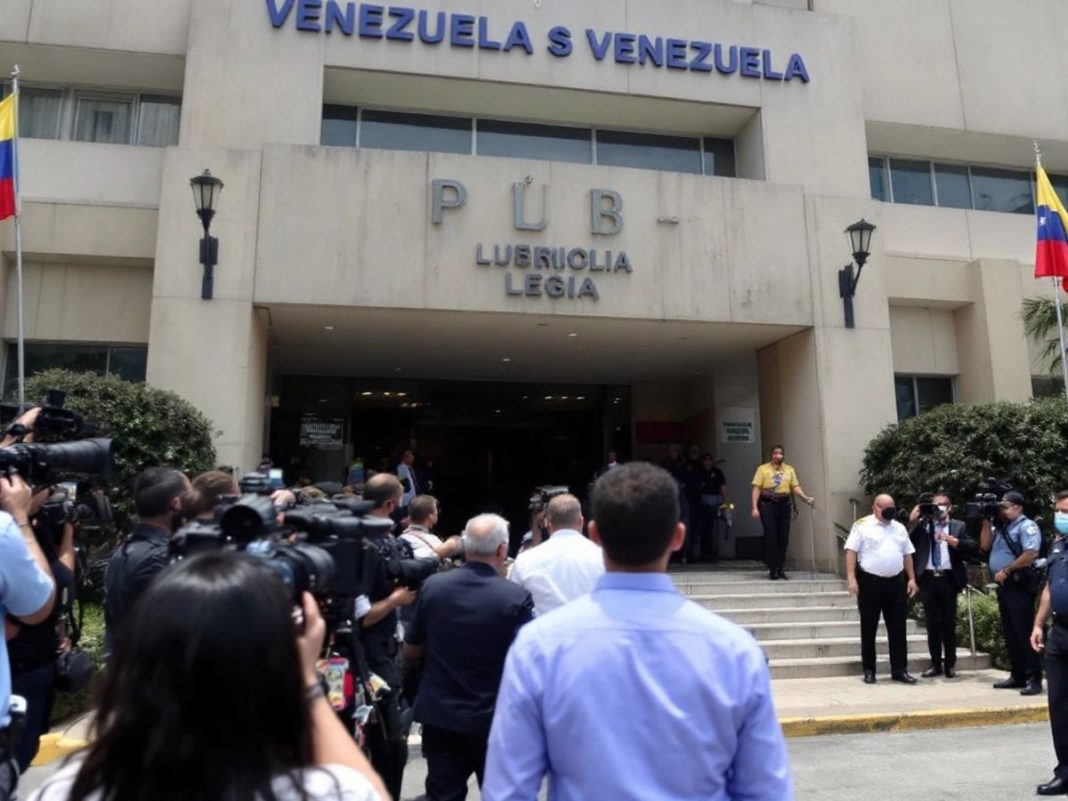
670,565,992,679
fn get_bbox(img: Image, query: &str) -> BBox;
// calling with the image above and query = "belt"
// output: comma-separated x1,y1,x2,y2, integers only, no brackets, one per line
923,569,949,578
760,495,791,504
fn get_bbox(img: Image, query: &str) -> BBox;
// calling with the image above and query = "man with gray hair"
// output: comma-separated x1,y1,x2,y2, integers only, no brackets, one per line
403,513,534,801
509,493,604,616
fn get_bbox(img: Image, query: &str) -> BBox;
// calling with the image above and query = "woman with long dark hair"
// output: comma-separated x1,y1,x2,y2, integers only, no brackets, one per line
29,551,388,801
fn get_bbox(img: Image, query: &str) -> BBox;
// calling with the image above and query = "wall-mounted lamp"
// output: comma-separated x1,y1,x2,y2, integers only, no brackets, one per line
190,169,224,300
837,218,876,329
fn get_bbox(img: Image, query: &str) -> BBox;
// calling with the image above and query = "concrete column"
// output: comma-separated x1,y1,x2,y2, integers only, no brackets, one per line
953,258,1032,404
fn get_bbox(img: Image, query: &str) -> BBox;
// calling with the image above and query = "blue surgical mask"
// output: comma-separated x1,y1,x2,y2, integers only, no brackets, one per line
1055,512,1068,535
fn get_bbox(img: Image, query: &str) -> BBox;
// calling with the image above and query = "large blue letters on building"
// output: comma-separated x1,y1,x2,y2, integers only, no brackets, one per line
266,0,812,83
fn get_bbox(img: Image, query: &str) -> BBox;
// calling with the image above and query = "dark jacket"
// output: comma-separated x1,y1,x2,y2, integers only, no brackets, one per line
908,517,977,590
103,522,170,655
405,561,533,737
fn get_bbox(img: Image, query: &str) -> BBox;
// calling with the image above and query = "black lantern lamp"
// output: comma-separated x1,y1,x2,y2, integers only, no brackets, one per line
190,169,224,300
838,218,876,329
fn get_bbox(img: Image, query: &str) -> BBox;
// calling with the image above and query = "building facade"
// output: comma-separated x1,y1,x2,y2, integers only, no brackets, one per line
0,0,1058,567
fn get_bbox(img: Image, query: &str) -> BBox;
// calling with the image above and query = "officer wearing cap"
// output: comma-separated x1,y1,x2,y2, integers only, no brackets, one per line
981,490,1043,696
1032,490,1068,796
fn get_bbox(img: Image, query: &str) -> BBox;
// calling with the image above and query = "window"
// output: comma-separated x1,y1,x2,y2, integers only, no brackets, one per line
894,375,953,421
596,130,702,174
137,96,181,147
888,159,934,206
1,84,180,147
321,104,358,147
73,95,133,144
934,163,971,209
359,110,471,154
970,166,1033,215
703,138,736,178
3,343,147,396
869,157,889,202
320,105,737,178
476,119,590,164
1032,376,1063,399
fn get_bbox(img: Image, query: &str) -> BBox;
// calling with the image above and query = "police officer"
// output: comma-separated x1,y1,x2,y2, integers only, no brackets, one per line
981,490,1043,695
1031,490,1068,795
358,472,417,801
750,445,814,581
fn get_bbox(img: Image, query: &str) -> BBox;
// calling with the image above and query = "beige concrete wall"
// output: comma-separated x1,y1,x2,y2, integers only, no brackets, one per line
19,140,164,209
0,261,152,343
1,0,190,54
889,306,959,376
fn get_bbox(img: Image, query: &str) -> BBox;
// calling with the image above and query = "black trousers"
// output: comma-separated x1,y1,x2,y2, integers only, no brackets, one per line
919,573,959,669
364,656,409,801
700,501,721,562
11,662,55,772
760,501,791,572
421,723,489,801
1047,621,1068,779
857,570,909,673
996,584,1042,683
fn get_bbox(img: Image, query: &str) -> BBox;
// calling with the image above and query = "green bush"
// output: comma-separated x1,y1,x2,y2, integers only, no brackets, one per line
21,369,217,554
860,397,1068,518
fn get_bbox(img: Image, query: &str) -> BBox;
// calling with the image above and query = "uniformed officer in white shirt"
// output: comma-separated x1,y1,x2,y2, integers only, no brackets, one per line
508,493,604,616
845,494,919,685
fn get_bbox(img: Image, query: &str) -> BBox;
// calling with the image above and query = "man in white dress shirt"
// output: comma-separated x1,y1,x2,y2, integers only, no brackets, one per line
844,493,919,685
508,494,604,616
397,449,419,508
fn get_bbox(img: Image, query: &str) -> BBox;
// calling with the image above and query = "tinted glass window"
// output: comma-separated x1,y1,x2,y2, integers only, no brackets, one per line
596,130,701,174
888,159,933,206
73,97,133,144
934,163,971,209
894,376,916,421
19,88,63,140
108,347,148,382
916,377,953,412
703,138,736,177
869,157,889,201
3,343,147,396
321,104,358,147
971,167,1033,214
477,120,590,164
1052,174,1068,210
137,96,181,147
360,110,470,154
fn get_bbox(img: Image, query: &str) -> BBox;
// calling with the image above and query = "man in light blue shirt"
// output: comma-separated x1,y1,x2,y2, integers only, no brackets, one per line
483,461,792,801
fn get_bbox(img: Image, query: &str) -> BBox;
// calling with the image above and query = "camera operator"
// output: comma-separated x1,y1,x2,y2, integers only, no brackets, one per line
980,490,1044,695
1031,490,1068,795
183,469,240,521
907,492,977,678
0,473,55,799
359,473,418,801
103,468,190,656
399,495,462,564
7,486,76,772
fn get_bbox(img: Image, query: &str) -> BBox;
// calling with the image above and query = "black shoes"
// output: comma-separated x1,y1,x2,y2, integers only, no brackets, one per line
993,677,1026,689
891,672,918,684
863,670,876,684
1037,777,1068,795
921,665,943,678
1021,680,1043,696
944,667,956,679
778,569,790,580
769,570,779,580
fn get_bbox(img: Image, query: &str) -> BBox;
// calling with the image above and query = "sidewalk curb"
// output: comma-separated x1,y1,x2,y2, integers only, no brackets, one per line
780,704,1049,737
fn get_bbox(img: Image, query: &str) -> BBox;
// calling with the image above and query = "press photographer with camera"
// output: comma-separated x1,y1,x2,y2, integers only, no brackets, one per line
907,492,977,678
103,468,190,656
980,490,1044,695
398,495,462,564
26,551,387,801
0,473,55,799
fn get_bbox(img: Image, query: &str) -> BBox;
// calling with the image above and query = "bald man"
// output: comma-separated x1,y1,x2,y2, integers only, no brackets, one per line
844,494,919,684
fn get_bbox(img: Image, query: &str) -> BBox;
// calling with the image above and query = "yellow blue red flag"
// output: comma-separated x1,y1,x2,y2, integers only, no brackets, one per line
0,94,14,221
1035,164,1068,288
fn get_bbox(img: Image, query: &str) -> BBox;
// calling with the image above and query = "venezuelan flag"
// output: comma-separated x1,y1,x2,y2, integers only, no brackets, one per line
1035,164,1068,286
0,94,14,221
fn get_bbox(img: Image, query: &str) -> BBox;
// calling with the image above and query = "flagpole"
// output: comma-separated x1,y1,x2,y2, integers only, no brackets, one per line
1036,141,1068,403
10,65,24,412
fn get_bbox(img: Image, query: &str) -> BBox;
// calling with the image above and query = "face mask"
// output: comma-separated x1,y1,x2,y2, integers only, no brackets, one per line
1055,512,1068,535
879,506,897,522
937,505,950,518
771,454,784,464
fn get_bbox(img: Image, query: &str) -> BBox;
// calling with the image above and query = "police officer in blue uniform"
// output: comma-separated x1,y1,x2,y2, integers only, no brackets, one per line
980,490,1044,695
1032,490,1068,796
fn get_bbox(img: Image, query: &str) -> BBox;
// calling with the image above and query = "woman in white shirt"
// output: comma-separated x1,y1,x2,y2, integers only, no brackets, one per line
29,551,387,801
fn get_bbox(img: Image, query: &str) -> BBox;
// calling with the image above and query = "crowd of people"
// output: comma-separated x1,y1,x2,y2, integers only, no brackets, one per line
3,416,1068,798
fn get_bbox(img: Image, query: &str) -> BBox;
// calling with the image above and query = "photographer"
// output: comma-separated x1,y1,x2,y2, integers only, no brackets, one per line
0,473,55,799
103,468,190,656
183,469,240,521
907,492,977,678
359,473,418,801
7,486,76,772
980,491,1043,695
26,551,386,801
399,495,462,564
